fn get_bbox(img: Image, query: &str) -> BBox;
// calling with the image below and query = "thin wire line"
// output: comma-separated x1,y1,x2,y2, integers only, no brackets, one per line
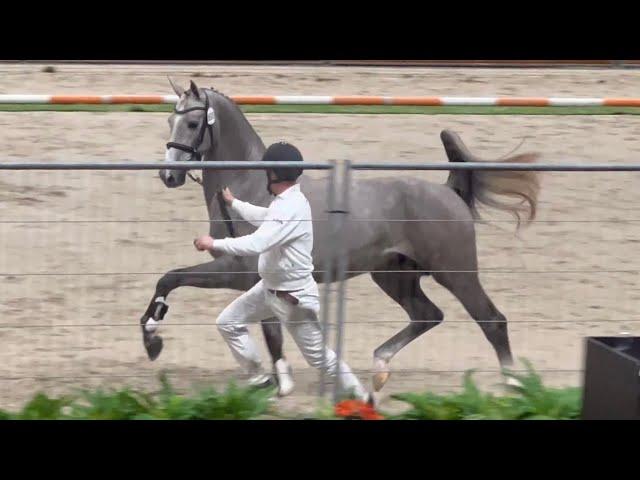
1,269,637,276
0,319,636,329
1,218,640,224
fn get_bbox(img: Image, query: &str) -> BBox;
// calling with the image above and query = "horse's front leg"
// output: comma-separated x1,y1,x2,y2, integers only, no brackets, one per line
139,256,283,366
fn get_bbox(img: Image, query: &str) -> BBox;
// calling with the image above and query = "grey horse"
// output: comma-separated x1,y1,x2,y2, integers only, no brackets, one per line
141,79,540,393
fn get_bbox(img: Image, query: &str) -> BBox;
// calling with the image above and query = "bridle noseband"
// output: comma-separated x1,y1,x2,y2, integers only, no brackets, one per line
166,93,215,162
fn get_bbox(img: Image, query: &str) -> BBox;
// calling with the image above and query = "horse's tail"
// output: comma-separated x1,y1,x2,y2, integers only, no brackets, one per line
440,130,540,230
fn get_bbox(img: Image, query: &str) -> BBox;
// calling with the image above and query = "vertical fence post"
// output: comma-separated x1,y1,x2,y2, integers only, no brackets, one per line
332,160,352,403
318,162,337,400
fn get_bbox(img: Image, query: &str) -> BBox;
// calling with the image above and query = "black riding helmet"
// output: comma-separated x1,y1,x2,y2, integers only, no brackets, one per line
263,141,304,194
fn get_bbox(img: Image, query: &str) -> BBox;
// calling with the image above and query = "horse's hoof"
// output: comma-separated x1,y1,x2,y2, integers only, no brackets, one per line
373,358,390,392
505,376,523,389
373,372,390,392
145,335,164,361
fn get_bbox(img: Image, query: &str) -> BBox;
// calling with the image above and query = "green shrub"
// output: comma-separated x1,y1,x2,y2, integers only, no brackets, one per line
148,374,276,420
0,374,276,420
390,360,581,420
0,362,581,420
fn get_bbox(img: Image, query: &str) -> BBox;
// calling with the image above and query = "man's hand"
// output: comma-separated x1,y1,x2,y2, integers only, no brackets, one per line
222,187,235,206
193,235,215,252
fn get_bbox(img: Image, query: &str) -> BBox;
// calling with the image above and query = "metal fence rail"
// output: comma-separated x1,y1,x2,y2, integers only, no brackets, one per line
352,162,640,171
4,161,640,171
0,161,333,170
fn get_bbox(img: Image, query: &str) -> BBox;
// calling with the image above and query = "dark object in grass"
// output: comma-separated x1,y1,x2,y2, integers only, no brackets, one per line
582,336,640,420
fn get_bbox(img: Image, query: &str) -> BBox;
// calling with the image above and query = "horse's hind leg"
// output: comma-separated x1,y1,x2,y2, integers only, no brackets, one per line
371,254,444,391
432,271,515,380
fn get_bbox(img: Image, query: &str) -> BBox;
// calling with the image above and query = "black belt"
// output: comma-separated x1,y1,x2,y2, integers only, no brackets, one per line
268,289,302,305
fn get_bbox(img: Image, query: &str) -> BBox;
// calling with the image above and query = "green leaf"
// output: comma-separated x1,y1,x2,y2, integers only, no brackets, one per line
18,393,73,420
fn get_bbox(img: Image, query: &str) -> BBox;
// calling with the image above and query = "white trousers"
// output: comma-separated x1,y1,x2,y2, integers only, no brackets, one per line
216,279,367,400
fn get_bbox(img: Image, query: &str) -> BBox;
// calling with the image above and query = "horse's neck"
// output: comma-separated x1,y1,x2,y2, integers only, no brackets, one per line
202,92,271,212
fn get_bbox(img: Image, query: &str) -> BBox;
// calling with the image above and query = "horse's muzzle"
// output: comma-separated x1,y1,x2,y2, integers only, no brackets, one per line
159,169,186,188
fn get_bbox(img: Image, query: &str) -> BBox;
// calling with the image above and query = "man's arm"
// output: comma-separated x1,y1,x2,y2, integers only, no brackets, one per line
213,210,299,257
222,187,268,227
230,199,269,227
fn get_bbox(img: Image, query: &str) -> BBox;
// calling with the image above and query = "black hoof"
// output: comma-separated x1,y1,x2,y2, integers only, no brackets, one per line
366,393,376,408
144,335,164,361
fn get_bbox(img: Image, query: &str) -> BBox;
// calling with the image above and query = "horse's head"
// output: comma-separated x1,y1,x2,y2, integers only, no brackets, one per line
160,78,219,188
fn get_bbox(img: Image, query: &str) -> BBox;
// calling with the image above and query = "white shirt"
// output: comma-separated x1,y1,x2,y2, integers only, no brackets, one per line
214,184,315,291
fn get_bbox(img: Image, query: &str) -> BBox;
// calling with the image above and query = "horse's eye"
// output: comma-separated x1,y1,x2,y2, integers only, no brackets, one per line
187,121,199,129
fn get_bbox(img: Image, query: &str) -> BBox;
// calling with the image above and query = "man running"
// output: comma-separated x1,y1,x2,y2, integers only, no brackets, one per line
193,141,369,401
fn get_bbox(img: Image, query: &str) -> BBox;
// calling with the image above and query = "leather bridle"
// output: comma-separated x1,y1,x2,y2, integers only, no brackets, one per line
166,93,215,162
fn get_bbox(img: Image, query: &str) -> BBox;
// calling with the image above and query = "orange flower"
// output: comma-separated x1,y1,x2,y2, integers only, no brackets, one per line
334,399,361,417
359,405,384,420
334,399,384,420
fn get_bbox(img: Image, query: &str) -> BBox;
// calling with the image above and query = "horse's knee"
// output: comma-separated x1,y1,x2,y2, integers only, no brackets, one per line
408,301,444,333
412,317,443,335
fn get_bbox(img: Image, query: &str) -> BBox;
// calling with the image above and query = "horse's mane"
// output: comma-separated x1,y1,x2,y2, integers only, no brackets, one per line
207,87,233,103
181,87,235,106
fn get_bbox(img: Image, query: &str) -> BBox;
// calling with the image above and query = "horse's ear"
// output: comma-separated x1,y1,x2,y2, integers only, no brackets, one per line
190,80,200,99
168,76,184,97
